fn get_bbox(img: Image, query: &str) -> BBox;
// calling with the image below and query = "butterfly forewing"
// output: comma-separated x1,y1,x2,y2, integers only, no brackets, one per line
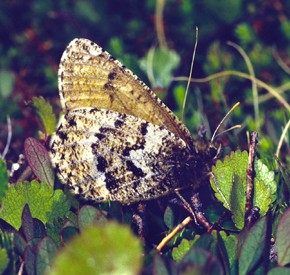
50,108,191,203
58,38,194,147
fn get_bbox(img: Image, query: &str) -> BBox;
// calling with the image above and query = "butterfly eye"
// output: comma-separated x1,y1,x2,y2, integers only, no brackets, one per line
209,146,218,158
209,141,222,159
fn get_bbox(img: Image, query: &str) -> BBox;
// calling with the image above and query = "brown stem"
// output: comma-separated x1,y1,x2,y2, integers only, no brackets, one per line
191,193,213,231
244,131,259,228
156,216,192,252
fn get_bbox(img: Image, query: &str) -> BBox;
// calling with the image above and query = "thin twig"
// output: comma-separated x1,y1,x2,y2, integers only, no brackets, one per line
227,41,259,132
175,190,197,224
250,81,290,104
191,193,212,231
172,71,290,113
182,27,198,123
244,206,260,229
276,118,290,161
211,173,230,209
244,131,259,226
2,116,12,160
155,0,167,49
16,166,33,183
272,49,290,75
156,216,192,252
146,46,157,88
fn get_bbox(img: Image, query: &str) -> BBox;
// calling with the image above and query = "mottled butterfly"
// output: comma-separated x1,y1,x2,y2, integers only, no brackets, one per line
50,38,226,204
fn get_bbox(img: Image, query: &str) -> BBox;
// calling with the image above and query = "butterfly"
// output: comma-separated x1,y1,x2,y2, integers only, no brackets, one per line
50,38,224,204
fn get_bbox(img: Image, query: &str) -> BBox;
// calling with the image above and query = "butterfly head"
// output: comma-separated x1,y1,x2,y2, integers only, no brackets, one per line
184,103,242,189
191,125,222,178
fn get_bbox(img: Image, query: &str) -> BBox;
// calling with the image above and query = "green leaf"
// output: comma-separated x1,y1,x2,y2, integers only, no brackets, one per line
27,237,42,247
108,37,124,56
140,47,180,88
0,159,9,202
24,137,55,187
46,216,74,248
75,1,100,23
216,232,230,275
230,174,246,229
202,0,242,24
238,216,267,275
237,228,247,258
281,20,290,41
235,23,257,46
63,186,80,210
77,205,108,231
0,247,9,275
267,267,290,275
0,181,71,230
193,233,213,250
178,247,223,275
253,177,271,216
0,232,14,275
211,150,274,229
276,207,290,266
255,158,276,202
32,218,46,239
62,220,76,229
29,97,56,135
61,226,79,244
21,204,34,241
211,152,238,208
49,222,143,275
35,236,58,275
224,235,238,275
172,238,191,263
173,84,186,109
152,254,177,275
0,69,14,98
23,245,36,275
172,233,214,264
164,205,175,229
166,228,195,248
0,219,27,257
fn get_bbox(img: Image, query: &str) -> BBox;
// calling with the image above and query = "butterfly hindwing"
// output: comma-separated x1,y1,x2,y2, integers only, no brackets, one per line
50,108,191,203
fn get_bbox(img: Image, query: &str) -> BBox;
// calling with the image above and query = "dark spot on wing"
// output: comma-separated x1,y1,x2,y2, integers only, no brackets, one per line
68,117,77,127
97,156,108,172
114,119,124,128
105,173,118,191
108,72,117,80
118,113,126,120
104,82,114,91
126,160,145,178
58,131,68,142
140,122,148,135
89,108,100,113
95,133,105,141
122,138,145,156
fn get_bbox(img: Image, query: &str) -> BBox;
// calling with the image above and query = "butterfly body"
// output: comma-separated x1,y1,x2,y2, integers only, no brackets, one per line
50,39,221,204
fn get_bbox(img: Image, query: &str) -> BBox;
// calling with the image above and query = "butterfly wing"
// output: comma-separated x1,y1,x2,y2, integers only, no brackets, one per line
58,38,194,148
50,108,191,203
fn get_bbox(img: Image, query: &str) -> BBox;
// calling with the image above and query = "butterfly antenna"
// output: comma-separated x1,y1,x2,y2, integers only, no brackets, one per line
182,27,198,123
211,102,242,143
